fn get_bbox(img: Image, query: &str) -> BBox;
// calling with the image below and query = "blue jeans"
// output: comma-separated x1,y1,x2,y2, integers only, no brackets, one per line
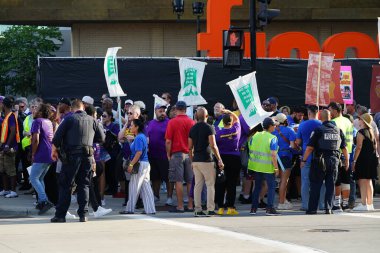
301,163,325,210
30,163,51,203
349,152,356,203
251,172,276,209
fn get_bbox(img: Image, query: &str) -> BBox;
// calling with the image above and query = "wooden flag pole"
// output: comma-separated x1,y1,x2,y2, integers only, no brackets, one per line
316,52,323,109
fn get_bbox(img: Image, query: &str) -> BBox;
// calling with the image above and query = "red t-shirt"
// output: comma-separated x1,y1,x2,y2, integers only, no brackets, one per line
165,114,195,154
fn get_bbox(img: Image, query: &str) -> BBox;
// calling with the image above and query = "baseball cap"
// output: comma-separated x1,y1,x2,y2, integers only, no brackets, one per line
266,97,277,105
155,104,167,110
125,99,133,105
134,101,146,110
275,113,287,124
175,101,187,110
262,117,276,129
82,96,94,105
59,97,71,106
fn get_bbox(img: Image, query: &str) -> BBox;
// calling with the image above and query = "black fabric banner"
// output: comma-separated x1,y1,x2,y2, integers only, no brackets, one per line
38,58,377,115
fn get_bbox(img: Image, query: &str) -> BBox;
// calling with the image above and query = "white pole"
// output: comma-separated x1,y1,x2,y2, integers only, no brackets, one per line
117,96,122,129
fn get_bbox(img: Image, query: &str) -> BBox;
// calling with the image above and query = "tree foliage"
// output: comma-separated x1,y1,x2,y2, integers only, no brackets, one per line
0,26,63,96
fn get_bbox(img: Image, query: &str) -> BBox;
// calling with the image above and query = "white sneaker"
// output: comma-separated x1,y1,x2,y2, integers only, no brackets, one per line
0,190,10,196
277,203,292,210
71,195,77,203
367,204,375,211
5,191,18,198
165,197,173,206
101,199,106,206
65,212,77,219
353,203,369,212
183,197,189,203
94,206,112,218
284,200,293,208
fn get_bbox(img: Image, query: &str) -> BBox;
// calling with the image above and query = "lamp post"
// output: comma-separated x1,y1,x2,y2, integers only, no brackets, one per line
172,0,205,57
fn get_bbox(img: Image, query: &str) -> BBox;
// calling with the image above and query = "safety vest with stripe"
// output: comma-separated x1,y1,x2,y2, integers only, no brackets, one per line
248,131,277,174
332,115,354,154
21,114,33,150
0,112,21,144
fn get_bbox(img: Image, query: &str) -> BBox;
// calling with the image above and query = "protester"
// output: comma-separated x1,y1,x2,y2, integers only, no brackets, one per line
82,96,94,108
165,101,195,212
146,105,173,205
352,113,378,211
57,97,72,122
121,118,156,215
189,107,224,217
248,117,280,216
215,110,240,215
123,99,133,118
102,97,118,120
29,103,54,214
51,99,105,223
280,106,291,116
262,97,280,116
302,110,349,215
271,113,297,210
296,105,322,210
213,102,225,130
0,96,20,198
328,102,354,211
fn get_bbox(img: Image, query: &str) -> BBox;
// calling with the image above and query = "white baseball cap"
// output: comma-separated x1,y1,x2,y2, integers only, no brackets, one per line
125,99,133,105
82,96,94,105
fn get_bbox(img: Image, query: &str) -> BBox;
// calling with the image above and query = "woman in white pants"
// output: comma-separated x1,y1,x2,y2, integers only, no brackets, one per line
120,118,156,214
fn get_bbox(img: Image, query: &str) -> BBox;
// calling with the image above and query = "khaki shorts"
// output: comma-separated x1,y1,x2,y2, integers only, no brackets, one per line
0,152,16,177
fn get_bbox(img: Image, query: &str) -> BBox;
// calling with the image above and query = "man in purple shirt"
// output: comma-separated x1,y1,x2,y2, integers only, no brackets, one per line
147,105,173,205
58,97,72,122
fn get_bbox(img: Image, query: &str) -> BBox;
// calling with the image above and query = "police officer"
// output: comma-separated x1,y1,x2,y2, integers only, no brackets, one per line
301,110,349,215
51,99,105,223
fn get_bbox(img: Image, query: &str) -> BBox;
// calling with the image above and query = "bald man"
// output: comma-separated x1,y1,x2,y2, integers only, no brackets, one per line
189,107,224,217
301,110,349,215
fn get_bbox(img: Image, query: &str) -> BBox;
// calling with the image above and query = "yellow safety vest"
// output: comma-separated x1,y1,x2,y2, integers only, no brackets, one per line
248,131,277,174
332,115,354,154
0,112,20,144
21,115,33,150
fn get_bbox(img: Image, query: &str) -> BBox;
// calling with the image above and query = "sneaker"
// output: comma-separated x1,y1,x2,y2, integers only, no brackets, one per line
194,211,209,217
51,216,66,223
266,208,281,216
284,200,293,208
101,199,106,206
277,203,292,210
0,190,10,196
352,203,369,212
258,200,267,209
5,191,18,198
216,208,225,215
249,208,257,215
38,201,54,215
342,204,350,211
94,206,112,218
165,197,173,206
240,197,251,204
332,205,343,212
183,197,189,203
348,200,356,209
226,208,239,215
207,211,216,216
65,212,77,219
368,204,375,211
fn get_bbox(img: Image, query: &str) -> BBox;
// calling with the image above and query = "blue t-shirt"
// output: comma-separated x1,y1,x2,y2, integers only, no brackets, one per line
271,126,296,159
130,133,148,162
270,137,279,151
296,119,322,163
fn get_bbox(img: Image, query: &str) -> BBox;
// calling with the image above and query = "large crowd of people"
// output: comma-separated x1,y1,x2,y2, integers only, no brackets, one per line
0,93,379,222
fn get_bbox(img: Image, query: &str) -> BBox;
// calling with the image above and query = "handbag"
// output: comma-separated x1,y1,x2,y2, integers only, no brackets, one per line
123,159,140,174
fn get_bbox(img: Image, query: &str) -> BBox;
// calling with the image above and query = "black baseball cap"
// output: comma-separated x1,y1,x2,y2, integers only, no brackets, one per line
262,117,276,129
59,97,71,106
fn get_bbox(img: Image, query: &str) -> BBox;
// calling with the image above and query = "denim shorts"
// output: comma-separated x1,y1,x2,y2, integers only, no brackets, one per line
279,156,293,170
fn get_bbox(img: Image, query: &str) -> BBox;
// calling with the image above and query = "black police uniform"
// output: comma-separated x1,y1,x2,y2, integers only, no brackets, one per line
306,121,346,213
52,110,105,219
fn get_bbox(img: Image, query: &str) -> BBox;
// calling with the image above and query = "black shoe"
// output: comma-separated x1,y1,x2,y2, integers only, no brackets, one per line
194,211,209,217
332,205,343,212
240,197,251,204
259,200,267,209
249,208,257,215
325,209,333,214
79,216,88,222
168,207,185,213
119,210,134,214
35,202,43,210
207,211,216,216
238,194,244,202
342,204,350,211
50,216,66,223
306,210,317,215
38,201,54,215
266,208,281,216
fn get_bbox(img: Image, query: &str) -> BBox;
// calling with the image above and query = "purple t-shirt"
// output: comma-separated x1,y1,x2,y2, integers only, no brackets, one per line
104,122,120,136
238,115,250,149
146,118,169,160
31,118,53,163
216,122,241,156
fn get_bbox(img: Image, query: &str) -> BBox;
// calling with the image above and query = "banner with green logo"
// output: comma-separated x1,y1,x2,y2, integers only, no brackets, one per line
227,72,271,129
178,58,207,106
104,47,126,97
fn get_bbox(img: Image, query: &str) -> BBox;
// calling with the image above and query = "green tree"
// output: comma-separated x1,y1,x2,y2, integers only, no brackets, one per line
0,26,63,96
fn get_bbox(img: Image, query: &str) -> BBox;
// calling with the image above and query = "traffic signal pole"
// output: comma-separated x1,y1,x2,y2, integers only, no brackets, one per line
250,0,257,72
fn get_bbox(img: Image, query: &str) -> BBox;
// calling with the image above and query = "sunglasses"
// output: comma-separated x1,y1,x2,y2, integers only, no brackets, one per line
128,112,134,115
162,97,168,100
101,114,108,118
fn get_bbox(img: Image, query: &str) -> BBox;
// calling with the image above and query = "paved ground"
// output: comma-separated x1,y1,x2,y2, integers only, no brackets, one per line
1,191,379,253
